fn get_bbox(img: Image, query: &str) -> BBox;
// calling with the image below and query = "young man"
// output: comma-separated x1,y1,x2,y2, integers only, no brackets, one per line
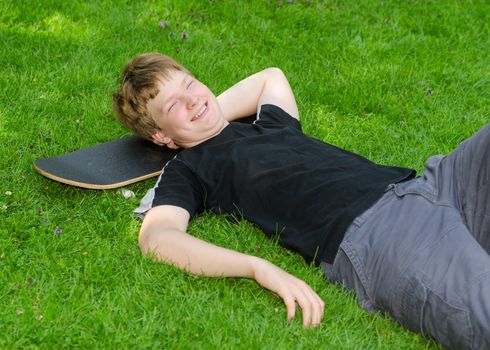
114,53,490,349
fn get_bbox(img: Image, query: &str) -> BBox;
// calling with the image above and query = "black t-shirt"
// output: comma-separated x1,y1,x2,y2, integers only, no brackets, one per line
137,104,415,264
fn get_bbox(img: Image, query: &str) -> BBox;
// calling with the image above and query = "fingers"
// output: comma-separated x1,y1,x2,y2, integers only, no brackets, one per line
251,258,324,327
280,279,325,328
309,287,325,326
295,281,325,327
284,295,296,321
315,293,326,325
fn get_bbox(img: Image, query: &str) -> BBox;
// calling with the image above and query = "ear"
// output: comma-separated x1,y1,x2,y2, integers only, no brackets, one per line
151,131,180,149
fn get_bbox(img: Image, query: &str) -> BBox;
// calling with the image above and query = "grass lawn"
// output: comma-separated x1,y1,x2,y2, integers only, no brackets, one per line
1,0,489,348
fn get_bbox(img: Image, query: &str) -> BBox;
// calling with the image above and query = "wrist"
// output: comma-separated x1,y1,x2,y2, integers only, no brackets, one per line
248,256,266,279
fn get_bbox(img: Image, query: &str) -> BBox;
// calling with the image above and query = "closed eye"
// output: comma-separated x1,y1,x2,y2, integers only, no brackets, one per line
168,101,177,112
168,80,192,111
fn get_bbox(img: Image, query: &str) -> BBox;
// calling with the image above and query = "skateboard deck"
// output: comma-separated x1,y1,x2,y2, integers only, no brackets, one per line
34,135,179,189
34,116,257,190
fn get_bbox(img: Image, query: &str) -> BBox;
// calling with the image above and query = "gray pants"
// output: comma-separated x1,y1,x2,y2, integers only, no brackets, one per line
322,124,490,349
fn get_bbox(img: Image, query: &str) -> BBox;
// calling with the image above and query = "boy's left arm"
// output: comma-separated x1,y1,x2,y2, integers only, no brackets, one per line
217,67,299,121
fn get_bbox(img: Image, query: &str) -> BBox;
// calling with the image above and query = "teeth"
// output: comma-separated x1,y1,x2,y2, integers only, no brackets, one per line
193,104,207,121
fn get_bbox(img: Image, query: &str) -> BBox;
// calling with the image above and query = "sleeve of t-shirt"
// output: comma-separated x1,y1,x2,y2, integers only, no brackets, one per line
134,158,203,219
254,104,302,131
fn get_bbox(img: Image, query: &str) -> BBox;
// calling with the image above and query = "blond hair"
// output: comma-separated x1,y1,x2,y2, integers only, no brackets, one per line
113,53,190,139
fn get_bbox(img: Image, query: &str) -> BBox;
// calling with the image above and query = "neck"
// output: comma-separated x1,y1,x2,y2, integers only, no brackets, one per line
177,120,229,149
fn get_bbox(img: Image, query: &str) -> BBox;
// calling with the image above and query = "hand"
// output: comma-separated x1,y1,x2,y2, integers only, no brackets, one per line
251,257,325,327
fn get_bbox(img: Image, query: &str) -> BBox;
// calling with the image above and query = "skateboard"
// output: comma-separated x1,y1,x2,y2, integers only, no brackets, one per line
34,135,179,189
34,116,256,189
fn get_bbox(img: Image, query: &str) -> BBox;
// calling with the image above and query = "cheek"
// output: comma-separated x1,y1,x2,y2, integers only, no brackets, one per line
196,82,210,94
169,109,193,131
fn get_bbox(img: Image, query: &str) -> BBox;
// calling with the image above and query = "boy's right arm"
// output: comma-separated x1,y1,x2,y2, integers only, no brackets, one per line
217,67,299,122
140,205,325,327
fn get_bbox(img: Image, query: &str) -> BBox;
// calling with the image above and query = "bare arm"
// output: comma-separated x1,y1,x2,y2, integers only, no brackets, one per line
140,205,258,277
140,205,324,327
217,67,299,121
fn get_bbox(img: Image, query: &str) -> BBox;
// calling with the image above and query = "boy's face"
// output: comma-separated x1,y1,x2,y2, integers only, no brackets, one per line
147,70,227,149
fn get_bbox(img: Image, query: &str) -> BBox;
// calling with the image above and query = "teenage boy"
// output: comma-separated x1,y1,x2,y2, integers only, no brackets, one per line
113,52,490,349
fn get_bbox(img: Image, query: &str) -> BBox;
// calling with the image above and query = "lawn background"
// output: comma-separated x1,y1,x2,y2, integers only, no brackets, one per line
1,0,489,348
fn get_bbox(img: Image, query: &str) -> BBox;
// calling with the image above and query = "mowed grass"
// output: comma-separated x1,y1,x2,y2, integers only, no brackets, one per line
1,0,489,348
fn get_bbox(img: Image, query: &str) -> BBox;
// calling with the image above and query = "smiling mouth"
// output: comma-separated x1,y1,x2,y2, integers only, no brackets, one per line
191,102,208,121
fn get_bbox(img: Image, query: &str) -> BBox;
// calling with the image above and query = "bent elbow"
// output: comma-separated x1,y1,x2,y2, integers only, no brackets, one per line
138,226,152,255
263,67,284,77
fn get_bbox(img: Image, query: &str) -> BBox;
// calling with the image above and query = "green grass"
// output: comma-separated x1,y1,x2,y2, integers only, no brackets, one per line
1,0,489,348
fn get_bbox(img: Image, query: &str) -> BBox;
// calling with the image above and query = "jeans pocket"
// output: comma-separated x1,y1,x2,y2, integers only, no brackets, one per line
400,276,473,349
393,177,438,203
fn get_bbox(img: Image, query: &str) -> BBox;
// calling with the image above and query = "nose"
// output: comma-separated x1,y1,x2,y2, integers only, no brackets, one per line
185,93,198,108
